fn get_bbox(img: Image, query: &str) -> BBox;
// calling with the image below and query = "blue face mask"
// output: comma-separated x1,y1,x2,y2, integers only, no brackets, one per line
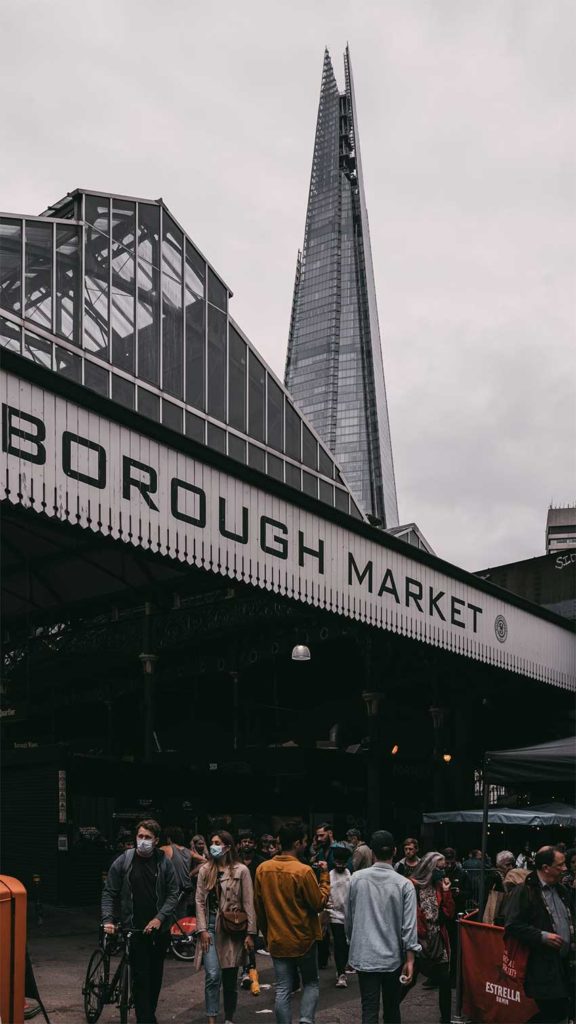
432,868,445,883
210,843,225,859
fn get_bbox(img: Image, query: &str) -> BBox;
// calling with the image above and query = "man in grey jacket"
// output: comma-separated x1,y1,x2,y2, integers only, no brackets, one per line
102,818,179,1024
346,830,420,1024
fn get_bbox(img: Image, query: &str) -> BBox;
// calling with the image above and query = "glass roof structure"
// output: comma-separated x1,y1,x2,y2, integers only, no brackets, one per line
285,47,399,527
0,189,362,518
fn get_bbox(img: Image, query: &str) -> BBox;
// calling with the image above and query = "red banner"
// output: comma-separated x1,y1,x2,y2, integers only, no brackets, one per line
461,919,538,1024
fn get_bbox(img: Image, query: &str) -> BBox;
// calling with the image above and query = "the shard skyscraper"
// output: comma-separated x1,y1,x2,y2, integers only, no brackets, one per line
285,46,399,527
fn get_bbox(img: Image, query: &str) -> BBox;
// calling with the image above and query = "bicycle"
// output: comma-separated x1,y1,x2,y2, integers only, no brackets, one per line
82,926,136,1023
169,914,197,961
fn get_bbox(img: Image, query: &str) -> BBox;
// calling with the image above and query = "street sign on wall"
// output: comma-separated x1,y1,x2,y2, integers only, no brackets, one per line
1,368,574,690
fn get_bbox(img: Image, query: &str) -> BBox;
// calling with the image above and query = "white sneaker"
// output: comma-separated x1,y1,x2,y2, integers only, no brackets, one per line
335,974,348,988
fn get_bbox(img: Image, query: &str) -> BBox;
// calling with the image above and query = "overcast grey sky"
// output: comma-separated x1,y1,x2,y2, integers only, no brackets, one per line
1,0,574,570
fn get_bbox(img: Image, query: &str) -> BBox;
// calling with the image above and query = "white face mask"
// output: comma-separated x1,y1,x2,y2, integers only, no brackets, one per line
137,837,155,856
210,843,225,859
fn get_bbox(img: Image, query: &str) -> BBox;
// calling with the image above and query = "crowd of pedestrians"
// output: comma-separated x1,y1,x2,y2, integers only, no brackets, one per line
101,820,575,1024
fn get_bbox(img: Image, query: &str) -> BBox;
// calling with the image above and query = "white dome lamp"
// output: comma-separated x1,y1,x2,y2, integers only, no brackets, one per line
291,643,311,662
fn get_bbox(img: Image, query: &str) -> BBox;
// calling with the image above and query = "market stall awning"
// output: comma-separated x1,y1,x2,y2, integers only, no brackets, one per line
484,736,576,783
423,802,576,827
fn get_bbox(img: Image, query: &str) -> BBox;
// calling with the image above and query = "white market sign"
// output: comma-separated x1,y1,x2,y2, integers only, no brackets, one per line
1,369,574,691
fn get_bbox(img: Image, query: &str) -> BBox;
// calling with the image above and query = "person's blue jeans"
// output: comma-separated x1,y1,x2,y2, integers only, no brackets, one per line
203,911,238,1018
272,943,319,1024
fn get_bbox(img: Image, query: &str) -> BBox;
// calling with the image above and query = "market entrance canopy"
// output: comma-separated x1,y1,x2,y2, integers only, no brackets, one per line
423,802,576,827
1,353,575,691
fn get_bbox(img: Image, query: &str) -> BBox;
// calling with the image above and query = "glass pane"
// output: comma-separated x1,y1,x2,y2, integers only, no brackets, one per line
111,200,136,373
137,203,161,385
55,345,81,382
302,425,318,471
228,433,246,463
138,387,160,421
162,212,183,398
0,315,21,352
111,374,135,409
84,360,109,396
302,470,318,498
285,403,301,460
285,462,301,490
228,326,246,432
23,332,51,368
207,305,226,420
319,479,334,506
162,399,182,432
0,218,22,314
185,410,205,443
267,453,284,481
267,376,284,452
207,422,226,453
185,243,206,411
207,268,227,311
25,221,53,330
55,225,80,344
248,350,265,442
319,446,333,479
248,443,265,472
84,196,110,357
335,487,349,513
185,240,205,298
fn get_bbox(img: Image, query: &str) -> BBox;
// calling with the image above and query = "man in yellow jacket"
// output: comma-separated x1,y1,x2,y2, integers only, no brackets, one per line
254,822,330,1024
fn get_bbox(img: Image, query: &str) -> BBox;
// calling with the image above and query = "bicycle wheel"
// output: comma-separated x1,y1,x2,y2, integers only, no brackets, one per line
170,929,197,960
82,949,107,1023
118,959,131,1023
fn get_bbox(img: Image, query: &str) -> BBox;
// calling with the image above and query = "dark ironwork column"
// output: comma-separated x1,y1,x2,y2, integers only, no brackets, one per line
139,602,157,763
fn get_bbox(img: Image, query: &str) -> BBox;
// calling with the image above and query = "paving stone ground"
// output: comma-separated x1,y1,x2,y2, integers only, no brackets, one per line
28,905,446,1023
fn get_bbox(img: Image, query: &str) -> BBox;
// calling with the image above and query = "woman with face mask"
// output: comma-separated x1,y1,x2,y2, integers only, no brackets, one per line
399,851,455,1024
194,830,257,1024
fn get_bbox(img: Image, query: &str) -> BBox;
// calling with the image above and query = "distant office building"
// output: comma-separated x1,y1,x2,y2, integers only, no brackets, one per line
546,506,576,554
285,46,399,528
475,551,576,622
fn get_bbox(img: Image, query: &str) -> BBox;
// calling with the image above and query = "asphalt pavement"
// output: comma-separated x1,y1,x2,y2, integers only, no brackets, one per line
28,905,444,1023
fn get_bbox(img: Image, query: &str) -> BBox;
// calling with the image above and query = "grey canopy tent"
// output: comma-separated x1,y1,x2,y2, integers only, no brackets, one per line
423,801,576,827
477,736,576,907
484,736,575,785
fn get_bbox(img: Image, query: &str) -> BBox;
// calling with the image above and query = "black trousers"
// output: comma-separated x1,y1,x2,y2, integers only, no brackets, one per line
129,931,170,1024
358,968,402,1024
330,922,349,976
221,968,239,1020
529,998,569,1023
400,960,451,1024
317,929,331,968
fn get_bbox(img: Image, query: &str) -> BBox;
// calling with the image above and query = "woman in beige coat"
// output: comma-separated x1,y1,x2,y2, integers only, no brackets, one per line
195,830,256,1023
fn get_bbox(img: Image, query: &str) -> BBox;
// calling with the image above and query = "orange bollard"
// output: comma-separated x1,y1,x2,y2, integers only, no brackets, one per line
0,875,27,1024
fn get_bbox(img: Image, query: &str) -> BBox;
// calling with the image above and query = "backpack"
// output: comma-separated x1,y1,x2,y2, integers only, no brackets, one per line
170,844,193,895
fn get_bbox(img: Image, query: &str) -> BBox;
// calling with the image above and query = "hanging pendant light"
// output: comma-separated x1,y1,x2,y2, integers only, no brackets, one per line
291,644,311,662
